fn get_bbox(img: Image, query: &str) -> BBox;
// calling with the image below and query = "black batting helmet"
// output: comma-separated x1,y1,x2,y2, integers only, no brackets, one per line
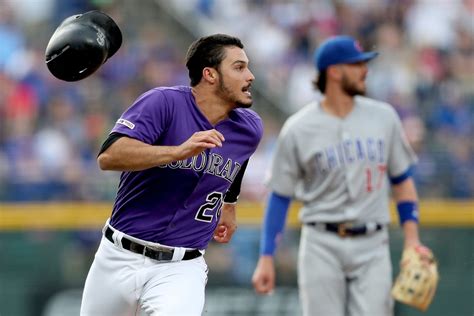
45,10,122,82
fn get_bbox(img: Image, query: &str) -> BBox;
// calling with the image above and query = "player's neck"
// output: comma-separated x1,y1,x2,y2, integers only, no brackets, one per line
191,86,231,126
321,91,354,118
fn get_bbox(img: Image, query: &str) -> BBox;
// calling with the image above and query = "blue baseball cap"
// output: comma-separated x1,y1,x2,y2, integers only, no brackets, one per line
314,35,378,71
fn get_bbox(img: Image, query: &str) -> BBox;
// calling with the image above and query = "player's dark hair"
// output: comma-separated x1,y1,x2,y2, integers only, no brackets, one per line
313,70,327,93
186,34,244,86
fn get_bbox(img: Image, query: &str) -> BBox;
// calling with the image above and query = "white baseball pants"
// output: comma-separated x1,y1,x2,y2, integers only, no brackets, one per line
80,232,208,316
298,225,393,316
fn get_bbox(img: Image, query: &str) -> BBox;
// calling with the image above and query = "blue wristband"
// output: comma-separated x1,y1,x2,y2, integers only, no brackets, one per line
397,201,419,225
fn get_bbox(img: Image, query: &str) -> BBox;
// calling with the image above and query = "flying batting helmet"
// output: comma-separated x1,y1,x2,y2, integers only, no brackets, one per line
45,10,122,82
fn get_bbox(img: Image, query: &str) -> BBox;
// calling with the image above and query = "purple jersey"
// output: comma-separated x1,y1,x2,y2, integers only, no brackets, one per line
108,86,263,249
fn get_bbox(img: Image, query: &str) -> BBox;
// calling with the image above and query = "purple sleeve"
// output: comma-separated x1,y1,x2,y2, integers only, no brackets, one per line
111,89,171,144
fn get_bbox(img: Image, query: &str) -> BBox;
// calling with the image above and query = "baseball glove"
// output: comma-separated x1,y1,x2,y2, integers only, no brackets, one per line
391,245,439,311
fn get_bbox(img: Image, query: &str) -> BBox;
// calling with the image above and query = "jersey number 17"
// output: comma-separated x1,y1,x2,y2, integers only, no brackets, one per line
365,164,387,192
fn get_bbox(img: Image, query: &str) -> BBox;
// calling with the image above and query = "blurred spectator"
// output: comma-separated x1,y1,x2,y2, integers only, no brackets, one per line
0,6,25,70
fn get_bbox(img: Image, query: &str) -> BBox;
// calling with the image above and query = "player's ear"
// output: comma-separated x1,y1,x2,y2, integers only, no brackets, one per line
203,67,217,83
327,65,342,81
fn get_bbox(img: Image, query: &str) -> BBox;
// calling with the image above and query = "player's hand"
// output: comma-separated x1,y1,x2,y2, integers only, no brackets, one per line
176,129,225,160
213,203,237,243
401,244,433,267
252,256,276,295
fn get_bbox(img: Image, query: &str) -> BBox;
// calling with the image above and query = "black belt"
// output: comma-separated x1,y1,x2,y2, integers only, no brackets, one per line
307,222,383,237
105,226,202,261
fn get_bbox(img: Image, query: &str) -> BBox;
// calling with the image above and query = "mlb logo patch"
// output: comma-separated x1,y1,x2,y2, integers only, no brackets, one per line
117,118,135,129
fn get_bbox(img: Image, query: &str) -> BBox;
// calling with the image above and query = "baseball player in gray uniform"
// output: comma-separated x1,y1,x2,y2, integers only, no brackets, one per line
80,34,263,316
252,35,432,316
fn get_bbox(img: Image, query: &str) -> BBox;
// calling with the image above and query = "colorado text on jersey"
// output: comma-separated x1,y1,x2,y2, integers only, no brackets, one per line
158,151,242,183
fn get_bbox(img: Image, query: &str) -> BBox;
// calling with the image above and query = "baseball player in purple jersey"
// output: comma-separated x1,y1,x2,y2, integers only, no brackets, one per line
252,36,432,316
80,34,263,316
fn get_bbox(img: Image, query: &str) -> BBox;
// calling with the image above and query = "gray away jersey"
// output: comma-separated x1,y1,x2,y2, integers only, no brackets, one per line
108,86,263,249
268,96,417,224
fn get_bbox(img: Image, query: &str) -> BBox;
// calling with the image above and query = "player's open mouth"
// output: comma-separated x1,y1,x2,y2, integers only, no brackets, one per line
242,85,252,97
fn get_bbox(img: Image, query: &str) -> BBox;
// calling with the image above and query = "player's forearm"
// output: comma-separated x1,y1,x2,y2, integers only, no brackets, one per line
391,177,418,201
260,192,291,256
98,137,180,171
402,220,421,248
392,177,421,247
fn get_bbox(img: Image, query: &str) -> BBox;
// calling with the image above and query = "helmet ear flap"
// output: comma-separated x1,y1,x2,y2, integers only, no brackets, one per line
45,10,122,82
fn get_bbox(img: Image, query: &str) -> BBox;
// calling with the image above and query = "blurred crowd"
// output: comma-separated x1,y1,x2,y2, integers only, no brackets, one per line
0,0,473,202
